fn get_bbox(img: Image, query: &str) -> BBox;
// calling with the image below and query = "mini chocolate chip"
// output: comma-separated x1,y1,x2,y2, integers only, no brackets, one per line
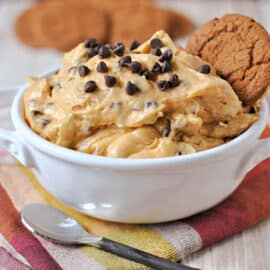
119,56,132,67
169,74,180,87
93,44,101,54
85,81,97,93
130,61,142,73
105,75,116,87
157,80,170,91
161,119,171,137
126,81,140,95
48,85,53,96
41,119,50,128
151,62,162,74
85,38,97,48
197,64,211,74
159,49,173,62
99,45,111,58
139,68,152,80
162,61,173,73
151,48,162,56
78,65,90,77
145,101,158,109
97,61,108,73
113,43,125,56
150,38,162,49
249,107,256,114
177,152,182,156
32,110,43,116
86,48,96,58
130,40,140,50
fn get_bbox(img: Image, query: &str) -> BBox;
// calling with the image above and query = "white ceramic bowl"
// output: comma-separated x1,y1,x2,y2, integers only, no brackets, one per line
0,70,270,223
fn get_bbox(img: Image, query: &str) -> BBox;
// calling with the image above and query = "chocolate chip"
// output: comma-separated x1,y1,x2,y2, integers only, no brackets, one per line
157,80,170,91
105,75,116,87
86,48,96,59
98,45,111,58
49,85,53,96
119,56,132,68
78,65,90,77
162,61,172,73
249,107,256,114
177,152,182,156
159,49,173,62
150,38,162,49
151,48,162,56
40,119,50,128
197,64,211,74
113,43,125,56
93,44,101,54
130,61,142,73
97,61,108,73
139,68,152,80
161,119,171,137
145,101,158,109
130,40,140,50
32,110,43,116
85,38,97,48
169,74,180,87
151,62,162,74
126,81,140,95
85,81,97,93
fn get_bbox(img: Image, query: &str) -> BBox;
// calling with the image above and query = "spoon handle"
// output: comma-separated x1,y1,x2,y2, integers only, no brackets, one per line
97,237,200,270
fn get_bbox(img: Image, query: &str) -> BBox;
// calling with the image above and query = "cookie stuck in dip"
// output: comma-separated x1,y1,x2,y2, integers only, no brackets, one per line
186,14,270,105
24,30,262,158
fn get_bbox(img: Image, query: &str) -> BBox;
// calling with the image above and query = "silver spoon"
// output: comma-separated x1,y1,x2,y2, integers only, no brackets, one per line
21,204,200,270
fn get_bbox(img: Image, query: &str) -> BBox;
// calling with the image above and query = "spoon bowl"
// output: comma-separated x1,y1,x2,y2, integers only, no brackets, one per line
21,203,200,270
21,204,101,245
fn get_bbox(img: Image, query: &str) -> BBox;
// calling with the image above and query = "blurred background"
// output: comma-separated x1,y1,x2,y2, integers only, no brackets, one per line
0,0,269,88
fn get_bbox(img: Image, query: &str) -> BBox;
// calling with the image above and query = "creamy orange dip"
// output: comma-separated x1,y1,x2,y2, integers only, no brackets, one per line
24,31,257,158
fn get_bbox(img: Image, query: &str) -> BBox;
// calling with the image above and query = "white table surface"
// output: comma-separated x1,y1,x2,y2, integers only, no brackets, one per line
0,0,269,269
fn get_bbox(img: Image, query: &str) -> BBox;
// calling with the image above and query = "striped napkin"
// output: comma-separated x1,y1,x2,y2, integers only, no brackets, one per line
0,96,270,269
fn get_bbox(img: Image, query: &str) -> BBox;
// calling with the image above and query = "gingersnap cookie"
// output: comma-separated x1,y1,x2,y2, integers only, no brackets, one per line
39,0,155,10
15,6,47,47
15,2,108,51
186,14,270,105
110,6,172,46
168,10,193,39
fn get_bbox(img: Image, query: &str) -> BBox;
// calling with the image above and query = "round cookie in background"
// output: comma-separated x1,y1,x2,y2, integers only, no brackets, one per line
15,1,108,52
167,10,194,40
15,6,48,47
110,6,172,46
186,14,270,105
16,0,193,52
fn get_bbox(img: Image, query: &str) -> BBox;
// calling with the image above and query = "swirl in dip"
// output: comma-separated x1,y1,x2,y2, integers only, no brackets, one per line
24,31,258,158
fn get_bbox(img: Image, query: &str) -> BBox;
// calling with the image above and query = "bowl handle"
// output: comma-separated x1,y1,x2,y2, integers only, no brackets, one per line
241,138,270,174
0,128,35,167
0,87,35,167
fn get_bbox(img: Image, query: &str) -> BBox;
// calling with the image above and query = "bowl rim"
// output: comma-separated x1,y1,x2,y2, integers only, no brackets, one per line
11,70,269,169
